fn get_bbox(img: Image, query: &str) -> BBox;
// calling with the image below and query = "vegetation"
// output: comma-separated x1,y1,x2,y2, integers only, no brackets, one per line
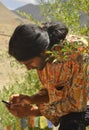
38,0,89,35
16,10,38,24
0,54,41,128
0,0,89,128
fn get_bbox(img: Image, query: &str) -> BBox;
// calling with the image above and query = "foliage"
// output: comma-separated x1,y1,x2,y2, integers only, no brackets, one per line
0,58,41,127
46,38,89,63
16,10,40,24
38,0,89,35
86,126,89,130
0,0,89,127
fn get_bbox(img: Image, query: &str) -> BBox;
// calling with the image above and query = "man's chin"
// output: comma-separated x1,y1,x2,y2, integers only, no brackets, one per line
38,65,45,70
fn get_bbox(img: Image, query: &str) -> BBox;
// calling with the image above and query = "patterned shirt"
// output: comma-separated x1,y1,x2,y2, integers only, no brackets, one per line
37,35,89,126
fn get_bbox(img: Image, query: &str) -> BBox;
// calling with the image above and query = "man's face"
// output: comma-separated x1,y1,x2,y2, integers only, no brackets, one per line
20,55,47,70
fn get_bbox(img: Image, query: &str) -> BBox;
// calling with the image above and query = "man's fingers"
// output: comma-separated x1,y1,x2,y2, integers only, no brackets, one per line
5,104,23,118
9,94,20,104
5,104,19,117
5,103,32,118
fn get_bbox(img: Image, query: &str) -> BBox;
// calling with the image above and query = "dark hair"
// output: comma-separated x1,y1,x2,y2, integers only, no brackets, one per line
43,21,68,48
9,22,68,61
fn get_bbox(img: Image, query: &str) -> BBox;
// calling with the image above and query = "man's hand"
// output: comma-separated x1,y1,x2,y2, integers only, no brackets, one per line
6,103,33,118
9,94,31,105
5,94,41,118
9,90,49,105
5,102,41,118
5,94,32,118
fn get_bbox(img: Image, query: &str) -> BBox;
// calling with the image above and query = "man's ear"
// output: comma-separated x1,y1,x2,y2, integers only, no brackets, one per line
40,50,47,56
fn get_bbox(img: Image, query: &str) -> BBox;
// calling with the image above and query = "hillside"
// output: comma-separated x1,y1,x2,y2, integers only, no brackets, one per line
15,3,45,21
15,3,89,26
0,2,29,25
0,2,29,89
0,2,31,36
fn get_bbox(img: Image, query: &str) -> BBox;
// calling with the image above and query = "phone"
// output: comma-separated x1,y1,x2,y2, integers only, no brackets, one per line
2,100,10,106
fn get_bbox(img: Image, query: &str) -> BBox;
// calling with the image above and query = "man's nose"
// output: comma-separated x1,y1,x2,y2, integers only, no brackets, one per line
25,65,32,70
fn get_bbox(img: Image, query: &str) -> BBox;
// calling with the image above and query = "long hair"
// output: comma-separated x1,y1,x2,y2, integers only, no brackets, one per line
9,22,68,61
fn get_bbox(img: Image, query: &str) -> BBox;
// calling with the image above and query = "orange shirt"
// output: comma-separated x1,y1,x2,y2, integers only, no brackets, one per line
37,35,89,126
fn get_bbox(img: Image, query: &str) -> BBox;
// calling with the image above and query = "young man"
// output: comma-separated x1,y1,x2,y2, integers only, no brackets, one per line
6,22,89,130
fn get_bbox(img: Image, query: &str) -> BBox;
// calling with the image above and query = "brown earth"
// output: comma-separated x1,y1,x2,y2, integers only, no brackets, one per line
0,24,27,90
0,3,32,90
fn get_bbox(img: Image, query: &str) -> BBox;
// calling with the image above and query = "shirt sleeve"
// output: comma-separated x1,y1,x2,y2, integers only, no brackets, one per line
31,88,49,105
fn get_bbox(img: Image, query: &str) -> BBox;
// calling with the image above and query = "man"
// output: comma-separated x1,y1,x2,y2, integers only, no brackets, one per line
6,22,89,130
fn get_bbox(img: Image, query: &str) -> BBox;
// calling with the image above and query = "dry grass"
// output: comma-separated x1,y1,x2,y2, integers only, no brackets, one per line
0,2,31,89
0,26,26,89
0,23,29,89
